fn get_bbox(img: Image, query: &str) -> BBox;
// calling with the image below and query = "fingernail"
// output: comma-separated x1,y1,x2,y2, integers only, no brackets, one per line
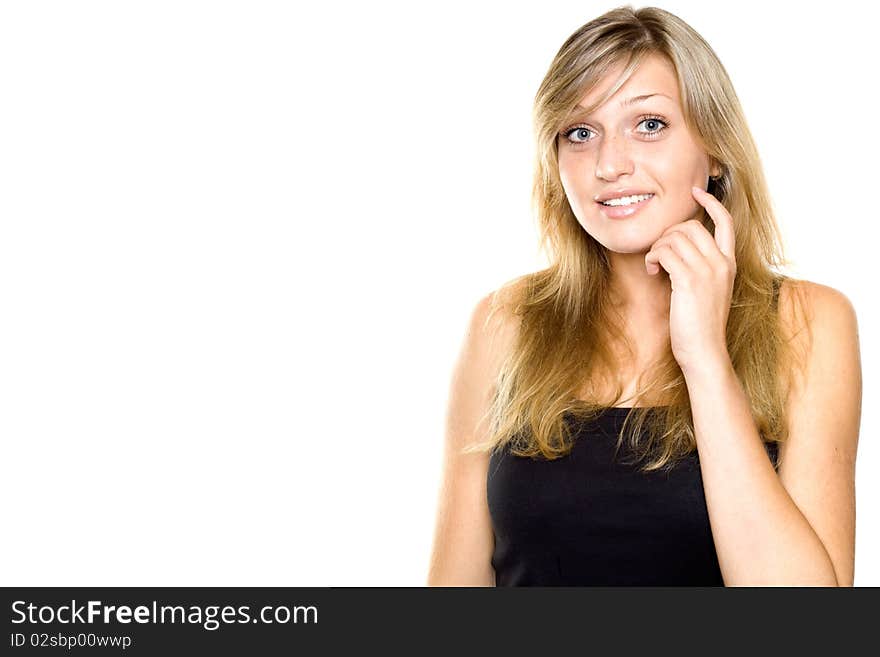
692,186,702,194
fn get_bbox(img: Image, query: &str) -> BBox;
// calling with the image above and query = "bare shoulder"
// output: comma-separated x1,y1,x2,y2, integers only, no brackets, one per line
477,282,523,367
779,278,856,321
779,279,861,395
449,280,526,437
445,283,523,438
803,280,858,324
777,278,859,359
780,274,852,303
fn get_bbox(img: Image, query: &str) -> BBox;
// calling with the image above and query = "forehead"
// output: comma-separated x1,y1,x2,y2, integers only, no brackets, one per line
575,54,680,112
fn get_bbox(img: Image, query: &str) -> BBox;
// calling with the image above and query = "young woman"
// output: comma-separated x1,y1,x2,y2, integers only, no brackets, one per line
427,6,861,586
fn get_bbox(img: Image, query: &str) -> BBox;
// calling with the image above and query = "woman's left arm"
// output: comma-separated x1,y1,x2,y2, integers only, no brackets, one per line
646,187,861,586
683,284,861,586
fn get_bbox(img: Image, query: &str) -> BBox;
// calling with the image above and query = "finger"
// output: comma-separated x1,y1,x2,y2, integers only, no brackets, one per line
645,243,688,282
661,220,725,263
647,232,710,274
692,186,735,259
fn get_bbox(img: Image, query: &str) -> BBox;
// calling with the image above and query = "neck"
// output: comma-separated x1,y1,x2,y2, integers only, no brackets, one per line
606,250,672,320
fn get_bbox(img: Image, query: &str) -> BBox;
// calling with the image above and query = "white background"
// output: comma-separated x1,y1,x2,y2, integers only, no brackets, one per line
1,0,876,586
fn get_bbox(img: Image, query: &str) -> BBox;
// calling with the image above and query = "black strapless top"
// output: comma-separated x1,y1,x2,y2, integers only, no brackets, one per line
487,407,779,586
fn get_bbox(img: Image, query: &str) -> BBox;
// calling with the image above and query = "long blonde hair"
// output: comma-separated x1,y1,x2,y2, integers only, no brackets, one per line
464,5,811,472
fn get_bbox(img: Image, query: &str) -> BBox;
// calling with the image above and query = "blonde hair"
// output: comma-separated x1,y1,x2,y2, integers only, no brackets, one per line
464,5,811,472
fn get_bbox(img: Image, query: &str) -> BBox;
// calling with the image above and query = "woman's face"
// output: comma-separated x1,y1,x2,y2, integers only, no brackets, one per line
557,54,719,254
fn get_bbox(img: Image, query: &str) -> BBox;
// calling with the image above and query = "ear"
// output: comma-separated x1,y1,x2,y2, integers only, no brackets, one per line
709,158,722,179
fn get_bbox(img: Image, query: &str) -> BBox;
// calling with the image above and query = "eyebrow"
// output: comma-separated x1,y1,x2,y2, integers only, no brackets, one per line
568,92,673,119
620,92,672,106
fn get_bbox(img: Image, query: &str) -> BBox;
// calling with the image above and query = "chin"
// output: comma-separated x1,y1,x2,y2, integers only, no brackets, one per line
595,232,655,255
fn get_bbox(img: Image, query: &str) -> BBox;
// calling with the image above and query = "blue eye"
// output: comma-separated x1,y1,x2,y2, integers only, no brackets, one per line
560,115,669,144
566,127,594,143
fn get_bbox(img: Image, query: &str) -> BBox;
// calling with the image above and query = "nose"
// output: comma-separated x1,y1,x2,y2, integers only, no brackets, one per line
594,133,633,180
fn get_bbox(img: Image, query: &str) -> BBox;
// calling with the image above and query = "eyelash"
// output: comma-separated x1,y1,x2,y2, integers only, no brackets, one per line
559,114,669,145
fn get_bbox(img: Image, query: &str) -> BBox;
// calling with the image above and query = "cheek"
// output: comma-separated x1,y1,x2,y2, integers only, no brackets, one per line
659,147,707,184
557,168,571,195
557,157,575,189
655,190,704,229
558,168,584,211
558,158,594,204
655,160,705,206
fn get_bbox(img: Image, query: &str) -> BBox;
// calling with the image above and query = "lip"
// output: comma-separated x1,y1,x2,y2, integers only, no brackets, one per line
597,193,654,219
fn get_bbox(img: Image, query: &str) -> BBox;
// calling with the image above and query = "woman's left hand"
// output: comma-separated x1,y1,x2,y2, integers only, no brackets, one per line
645,186,737,376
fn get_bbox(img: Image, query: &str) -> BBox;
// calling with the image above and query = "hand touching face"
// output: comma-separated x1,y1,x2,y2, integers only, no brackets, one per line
645,186,737,374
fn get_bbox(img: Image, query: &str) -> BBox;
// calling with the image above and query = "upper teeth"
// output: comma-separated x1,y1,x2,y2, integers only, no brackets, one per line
601,193,653,206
